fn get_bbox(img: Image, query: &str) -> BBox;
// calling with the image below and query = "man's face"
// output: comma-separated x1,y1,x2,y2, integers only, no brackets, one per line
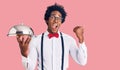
47,11,62,33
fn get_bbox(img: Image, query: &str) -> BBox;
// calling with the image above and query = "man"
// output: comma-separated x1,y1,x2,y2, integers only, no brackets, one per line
17,3,87,70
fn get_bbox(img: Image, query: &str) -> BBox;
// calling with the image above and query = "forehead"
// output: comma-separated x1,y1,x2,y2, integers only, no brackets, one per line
50,11,62,17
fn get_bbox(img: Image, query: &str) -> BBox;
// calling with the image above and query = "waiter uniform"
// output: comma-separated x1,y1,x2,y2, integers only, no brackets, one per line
22,31,87,70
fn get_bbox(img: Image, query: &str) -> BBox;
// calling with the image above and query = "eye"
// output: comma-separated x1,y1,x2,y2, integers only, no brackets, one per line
49,15,55,19
49,15,62,22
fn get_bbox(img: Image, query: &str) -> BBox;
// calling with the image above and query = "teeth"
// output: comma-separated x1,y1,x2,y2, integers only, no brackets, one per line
53,24,58,28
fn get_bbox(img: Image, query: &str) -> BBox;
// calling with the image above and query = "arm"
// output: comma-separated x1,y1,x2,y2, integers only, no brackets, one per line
69,26,87,66
69,39,87,66
17,35,38,70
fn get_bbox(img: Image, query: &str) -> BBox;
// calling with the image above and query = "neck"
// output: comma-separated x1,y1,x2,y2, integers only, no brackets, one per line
47,29,58,34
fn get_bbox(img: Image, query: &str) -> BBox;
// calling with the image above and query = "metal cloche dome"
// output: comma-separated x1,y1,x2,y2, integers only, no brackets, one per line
7,24,34,36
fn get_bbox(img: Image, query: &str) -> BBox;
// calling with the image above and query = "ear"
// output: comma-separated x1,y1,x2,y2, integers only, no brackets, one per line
45,20,48,25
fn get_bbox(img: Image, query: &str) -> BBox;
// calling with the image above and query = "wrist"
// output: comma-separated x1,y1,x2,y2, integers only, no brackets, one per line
78,35,84,43
21,50,28,57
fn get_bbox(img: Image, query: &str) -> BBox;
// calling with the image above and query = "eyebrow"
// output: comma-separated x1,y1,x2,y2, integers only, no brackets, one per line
50,14,62,17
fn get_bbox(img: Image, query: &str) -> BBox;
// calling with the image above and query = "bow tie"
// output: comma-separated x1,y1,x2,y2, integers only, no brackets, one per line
48,33,59,38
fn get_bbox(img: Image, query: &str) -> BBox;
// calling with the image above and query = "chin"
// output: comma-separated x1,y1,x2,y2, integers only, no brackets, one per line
52,30,58,33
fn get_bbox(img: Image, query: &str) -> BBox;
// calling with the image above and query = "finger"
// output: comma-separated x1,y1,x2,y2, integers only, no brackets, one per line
16,35,22,43
79,26,83,30
73,26,81,32
25,36,31,44
73,26,78,32
21,37,25,45
27,36,31,44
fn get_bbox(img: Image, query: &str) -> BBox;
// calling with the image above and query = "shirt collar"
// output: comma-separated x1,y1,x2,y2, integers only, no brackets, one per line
44,31,61,37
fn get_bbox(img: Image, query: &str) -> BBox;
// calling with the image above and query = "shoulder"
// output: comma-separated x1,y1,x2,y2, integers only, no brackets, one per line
30,34,42,43
61,32,75,41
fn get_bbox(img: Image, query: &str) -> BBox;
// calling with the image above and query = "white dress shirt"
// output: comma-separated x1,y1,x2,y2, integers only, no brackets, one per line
22,31,87,70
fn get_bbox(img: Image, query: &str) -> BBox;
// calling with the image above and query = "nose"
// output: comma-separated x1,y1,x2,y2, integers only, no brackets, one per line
54,18,59,22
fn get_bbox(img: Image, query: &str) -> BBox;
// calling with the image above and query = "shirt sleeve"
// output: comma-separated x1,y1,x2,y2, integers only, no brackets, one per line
21,36,38,70
69,38,87,66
